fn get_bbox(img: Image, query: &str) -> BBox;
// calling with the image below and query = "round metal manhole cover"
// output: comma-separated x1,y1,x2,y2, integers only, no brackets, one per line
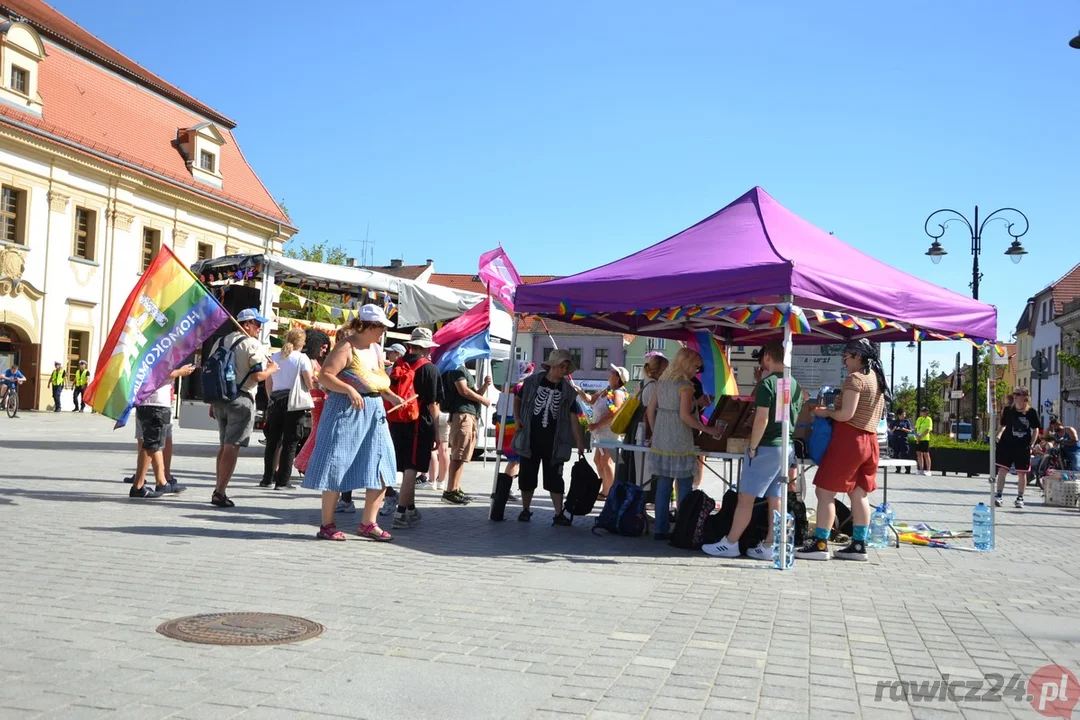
156,613,324,646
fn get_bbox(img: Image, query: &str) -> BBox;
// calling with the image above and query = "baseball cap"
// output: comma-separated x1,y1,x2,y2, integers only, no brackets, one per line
358,304,394,327
610,364,630,385
407,327,439,348
542,349,577,374
387,343,407,355
237,308,269,324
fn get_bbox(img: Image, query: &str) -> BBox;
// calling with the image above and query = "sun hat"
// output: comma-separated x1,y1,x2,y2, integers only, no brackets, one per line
542,349,577,374
407,327,439,348
610,364,630,385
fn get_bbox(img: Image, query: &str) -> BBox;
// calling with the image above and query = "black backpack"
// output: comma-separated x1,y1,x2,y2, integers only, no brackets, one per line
201,335,256,404
592,481,646,537
789,492,808,545
703,489,770,553
564,459,602,519
670,489,716,550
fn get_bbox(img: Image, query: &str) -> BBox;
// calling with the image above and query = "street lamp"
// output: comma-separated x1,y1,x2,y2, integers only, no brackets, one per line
923,206,1030,441
1070,31,1080,49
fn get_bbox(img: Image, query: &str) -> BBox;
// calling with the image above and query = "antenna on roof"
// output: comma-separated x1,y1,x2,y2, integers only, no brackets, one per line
357,223,374,267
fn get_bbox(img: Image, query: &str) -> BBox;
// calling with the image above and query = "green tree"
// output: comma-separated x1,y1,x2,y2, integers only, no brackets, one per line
960,348,1011,422
279,240,351,324
278,198,291,220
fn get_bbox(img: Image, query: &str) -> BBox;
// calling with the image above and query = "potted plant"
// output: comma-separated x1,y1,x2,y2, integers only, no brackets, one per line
928,435,991,477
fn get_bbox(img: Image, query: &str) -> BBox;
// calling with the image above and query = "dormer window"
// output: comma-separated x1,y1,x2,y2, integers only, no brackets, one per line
0,21,45,116
176,122,225,188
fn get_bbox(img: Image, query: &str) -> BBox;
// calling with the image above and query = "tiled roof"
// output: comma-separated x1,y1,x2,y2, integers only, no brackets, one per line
0,2,291,227
428,273,557,295
1015,300,1034,336
1033,263,1080,317
0,0,234,126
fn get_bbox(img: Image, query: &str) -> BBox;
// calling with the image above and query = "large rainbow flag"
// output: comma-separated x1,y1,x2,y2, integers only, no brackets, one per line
84,246,232,427
686,330,739,420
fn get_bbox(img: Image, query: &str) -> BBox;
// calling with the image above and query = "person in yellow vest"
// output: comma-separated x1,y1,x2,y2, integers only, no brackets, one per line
73,360,90,412
49,361,66,412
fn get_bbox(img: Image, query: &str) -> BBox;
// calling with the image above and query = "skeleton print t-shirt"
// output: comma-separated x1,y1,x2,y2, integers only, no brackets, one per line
1000,405,1041,448
529,376,563,449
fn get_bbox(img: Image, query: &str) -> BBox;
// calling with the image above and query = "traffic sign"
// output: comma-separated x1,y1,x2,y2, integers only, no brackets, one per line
1045,399,1054,409
1033,352,1050,374
950,390,965,400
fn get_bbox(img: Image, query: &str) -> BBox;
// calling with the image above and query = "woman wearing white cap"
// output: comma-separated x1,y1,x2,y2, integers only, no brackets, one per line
301,305,404,541
576,365,629,498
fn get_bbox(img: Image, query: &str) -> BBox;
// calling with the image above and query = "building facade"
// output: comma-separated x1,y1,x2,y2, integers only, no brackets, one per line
1055,298,1080,428
0,1,294,409
1029,264,1080,426
1014,299,1034,394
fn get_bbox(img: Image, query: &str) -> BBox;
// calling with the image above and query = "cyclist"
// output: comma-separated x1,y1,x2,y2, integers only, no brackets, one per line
2,363,26,405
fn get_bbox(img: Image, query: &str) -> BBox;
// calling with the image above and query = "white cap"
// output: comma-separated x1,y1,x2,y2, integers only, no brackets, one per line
358,304,394,327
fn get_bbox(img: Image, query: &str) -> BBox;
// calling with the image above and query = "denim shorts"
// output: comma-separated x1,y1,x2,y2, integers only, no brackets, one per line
739,445,795,499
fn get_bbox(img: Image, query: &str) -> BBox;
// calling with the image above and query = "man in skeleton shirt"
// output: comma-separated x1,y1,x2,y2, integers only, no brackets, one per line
511,349,586,525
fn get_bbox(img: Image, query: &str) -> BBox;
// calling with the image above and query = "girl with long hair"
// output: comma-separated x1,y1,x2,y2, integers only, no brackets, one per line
261,327,313,489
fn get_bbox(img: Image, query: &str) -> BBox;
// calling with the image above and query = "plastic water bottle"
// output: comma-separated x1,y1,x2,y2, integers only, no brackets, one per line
881,503,896,526
973,502,993,551
868,506,889,549
772,510,795,569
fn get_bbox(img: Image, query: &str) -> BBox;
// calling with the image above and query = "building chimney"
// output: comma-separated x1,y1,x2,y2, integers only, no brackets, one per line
426,258,434,266
346,257,357,267
390,258,404,268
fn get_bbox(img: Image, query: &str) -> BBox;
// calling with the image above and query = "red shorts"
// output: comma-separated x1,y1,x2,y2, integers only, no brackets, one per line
814,421,879,494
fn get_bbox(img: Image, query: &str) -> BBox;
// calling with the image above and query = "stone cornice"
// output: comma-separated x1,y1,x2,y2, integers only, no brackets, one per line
47,190,69,212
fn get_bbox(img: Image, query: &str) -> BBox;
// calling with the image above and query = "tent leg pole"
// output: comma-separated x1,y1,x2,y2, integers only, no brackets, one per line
779,301,794,570
988,376,997,551
489,318,519,519
258,266,276,346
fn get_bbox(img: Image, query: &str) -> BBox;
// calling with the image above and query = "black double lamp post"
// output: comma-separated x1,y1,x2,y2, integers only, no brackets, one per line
922,207,1029,440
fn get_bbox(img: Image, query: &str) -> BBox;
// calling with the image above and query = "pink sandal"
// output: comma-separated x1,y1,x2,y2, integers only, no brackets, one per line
357,522,392,542
316,523,346,541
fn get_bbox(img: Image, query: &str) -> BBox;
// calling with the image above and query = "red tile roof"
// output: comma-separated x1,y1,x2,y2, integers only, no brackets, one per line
1050,263,1080,316
429,273,557,295
1,0,234,126
0,1,291,227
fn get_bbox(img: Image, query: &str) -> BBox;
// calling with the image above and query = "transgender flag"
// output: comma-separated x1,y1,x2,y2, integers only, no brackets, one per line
478,246,522,311
432,298,492,373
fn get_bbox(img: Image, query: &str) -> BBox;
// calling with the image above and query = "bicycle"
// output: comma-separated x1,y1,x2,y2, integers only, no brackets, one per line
2,385,17,418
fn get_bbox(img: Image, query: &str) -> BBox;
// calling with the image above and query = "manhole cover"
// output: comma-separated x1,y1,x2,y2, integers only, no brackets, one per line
156,613,324,646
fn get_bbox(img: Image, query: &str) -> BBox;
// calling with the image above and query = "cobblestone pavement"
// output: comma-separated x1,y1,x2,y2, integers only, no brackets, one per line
1,412,1078,719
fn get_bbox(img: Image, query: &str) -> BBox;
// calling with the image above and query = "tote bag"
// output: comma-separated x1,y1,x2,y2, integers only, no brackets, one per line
287,357,315,412
610,388,643,436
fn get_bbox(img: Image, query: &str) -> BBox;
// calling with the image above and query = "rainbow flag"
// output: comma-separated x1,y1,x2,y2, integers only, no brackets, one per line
84,246,232,427
687,331,738,400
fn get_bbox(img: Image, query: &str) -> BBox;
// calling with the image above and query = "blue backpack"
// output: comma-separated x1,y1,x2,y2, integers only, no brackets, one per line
808,416,833,464
592,481,646,537
200,335,256,404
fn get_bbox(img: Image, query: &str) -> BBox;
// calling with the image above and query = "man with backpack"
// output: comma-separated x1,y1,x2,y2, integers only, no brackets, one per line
205,308,279,508
388,327,443,529
702,339,802,561
442,362,491,505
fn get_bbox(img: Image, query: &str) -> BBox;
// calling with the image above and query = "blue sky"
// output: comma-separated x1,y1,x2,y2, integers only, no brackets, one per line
54,0,1080,383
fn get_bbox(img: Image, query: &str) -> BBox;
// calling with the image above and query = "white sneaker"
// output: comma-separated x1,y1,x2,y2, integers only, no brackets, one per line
435,481,445,492
745,543,774,561
701,537,740,558
336,500,356,514
1014,496,1024,509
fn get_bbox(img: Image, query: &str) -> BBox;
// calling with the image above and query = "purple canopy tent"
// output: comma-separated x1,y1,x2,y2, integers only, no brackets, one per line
514,187,997,344
495,187,999,566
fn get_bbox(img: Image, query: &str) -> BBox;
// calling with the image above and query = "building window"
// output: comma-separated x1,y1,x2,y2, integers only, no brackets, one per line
197,242,214,261
1055,344,1060,375
67,330,88,381
10,66,27,95
646,338,666,351
1042,303,1047,325
568,348,582,371
594,348,609,370
199,150,216,173
141,227,161,272
631,364,643,381
73,207,96,260
542,347,554,362
1,186,25,245
514,346,526,361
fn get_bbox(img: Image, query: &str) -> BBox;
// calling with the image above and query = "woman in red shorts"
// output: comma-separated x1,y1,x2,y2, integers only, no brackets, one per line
796,339,890,562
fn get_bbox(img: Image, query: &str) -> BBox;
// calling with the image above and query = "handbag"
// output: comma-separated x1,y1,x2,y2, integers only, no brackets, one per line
287,359,315,412
610,389,642,436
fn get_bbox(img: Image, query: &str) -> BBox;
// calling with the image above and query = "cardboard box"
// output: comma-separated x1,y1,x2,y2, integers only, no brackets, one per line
696,396,755,453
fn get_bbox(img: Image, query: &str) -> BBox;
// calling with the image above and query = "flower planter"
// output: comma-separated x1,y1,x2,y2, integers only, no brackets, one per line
930,447,991,477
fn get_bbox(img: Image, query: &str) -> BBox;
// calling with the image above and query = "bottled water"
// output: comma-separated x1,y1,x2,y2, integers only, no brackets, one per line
868,506,889,549
881,503,896,525
973,502,993,551
772,509,795,569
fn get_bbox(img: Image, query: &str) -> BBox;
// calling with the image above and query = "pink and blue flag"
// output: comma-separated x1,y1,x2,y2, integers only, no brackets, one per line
432,298,492,373
478,246,523,311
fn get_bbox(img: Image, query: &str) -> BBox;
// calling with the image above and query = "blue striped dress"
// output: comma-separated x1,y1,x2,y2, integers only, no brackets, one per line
301,349,397,493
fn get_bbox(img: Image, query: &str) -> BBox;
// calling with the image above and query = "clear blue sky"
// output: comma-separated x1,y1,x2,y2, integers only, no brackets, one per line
54,0,1080,384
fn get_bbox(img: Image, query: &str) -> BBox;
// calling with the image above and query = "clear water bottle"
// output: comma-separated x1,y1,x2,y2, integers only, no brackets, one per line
868,506,889,549
772,509,795,569
973,502,993,551
881,503,896,525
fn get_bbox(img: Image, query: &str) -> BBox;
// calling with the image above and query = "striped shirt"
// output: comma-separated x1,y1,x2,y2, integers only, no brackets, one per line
841,370,884,433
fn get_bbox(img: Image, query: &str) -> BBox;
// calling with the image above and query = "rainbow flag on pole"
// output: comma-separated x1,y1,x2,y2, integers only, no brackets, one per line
84,245,232,428
687,331,738,399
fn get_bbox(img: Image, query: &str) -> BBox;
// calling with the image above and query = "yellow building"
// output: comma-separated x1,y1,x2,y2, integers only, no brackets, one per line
0,0,295,409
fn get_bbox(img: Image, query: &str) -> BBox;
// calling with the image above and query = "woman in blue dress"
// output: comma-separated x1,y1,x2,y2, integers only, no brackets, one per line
302,305,404,541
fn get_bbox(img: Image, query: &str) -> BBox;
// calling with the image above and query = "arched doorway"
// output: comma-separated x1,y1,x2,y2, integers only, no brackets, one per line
0,322,41,410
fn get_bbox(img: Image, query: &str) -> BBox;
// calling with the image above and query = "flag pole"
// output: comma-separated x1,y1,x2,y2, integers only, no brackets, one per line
490,309,519,518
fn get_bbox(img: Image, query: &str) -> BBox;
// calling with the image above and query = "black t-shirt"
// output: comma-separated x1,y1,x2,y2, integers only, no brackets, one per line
402,354,443,430
1000,406,1041,447
529,376,563,449
442,366,481,417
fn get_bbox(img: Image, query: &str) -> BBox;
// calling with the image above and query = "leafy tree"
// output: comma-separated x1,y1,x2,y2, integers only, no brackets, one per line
960,348,1011,424
891,361,946,420
279,240,351,324
278,198,291,220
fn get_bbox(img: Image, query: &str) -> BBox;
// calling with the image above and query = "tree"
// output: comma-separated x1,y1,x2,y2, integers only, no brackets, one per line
960,348,1011,423
279,240,351,324
278,198,291,220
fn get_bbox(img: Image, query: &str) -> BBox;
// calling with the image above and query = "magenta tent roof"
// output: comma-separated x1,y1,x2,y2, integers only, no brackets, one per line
515,187,998,343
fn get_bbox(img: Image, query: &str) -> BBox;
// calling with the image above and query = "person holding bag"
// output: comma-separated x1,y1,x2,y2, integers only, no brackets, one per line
261,327,314,489
576,365,629,498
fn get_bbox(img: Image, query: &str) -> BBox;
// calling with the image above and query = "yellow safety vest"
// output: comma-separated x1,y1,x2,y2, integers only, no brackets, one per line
75,369,89,386
50,369,65,386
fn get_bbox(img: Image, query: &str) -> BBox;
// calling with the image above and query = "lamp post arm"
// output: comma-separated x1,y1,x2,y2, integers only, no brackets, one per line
977,207,1030,242
924,209,975,242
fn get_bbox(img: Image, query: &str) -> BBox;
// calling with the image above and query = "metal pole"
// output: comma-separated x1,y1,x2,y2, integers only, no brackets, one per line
489,315,520,518
890,343,895,396
916,341,923,412
988,376,997,550
778,301,794,571
971,205,981,443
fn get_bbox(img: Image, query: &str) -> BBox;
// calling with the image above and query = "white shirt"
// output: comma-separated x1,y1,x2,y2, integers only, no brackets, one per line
141,380,173,408
269,351,312,393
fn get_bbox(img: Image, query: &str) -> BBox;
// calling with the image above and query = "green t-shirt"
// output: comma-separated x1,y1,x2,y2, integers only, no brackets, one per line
755,373,803,447
915,416,932,440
